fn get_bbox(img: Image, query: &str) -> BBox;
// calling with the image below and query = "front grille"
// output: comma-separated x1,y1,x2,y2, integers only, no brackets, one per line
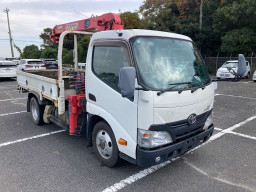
149,110,212,142
174,125,203,142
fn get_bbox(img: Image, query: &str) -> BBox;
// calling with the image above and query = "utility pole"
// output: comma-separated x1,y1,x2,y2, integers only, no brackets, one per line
3,7,14,57
199,0,203,30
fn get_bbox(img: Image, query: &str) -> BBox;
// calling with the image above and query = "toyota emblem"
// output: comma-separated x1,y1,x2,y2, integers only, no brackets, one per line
188,114,197,125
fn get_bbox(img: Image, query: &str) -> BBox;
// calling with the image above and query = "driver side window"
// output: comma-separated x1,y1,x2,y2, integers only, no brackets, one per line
92,45,131,91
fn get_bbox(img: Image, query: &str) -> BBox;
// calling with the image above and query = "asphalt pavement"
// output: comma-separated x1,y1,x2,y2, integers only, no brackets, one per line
0,78,255,192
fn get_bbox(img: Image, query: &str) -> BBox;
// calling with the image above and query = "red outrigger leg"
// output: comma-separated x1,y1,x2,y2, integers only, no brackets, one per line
67,95,86,135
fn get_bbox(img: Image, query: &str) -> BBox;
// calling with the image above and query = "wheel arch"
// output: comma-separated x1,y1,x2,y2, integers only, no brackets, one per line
27,92,40,112
27,91,52,112
86,114,109,146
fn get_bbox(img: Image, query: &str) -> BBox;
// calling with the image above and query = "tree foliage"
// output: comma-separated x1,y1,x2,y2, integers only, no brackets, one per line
213,0,256,55
40,47,58,59
39,28,56,48
20,44,41,59
120,12,142,29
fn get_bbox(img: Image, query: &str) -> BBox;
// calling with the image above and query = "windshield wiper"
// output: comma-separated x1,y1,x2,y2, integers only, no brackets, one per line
191,79,211,93
157,82,192,96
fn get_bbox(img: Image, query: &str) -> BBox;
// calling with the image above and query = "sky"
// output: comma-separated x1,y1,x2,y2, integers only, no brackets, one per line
0,0,144,58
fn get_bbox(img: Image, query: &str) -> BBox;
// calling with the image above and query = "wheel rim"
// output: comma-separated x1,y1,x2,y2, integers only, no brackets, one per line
31,101,38,120
96,130,113,159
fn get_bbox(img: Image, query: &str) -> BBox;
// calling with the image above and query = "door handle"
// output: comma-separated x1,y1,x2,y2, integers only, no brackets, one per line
89,93,96,102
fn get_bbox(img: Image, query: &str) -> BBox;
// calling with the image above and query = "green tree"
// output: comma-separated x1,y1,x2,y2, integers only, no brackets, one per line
139,0,173,31
213,0,256,55
78,35,90,63
40,47,58,59
20,45,41,59
120,11,142,29
39,27,58,58
62,48,73,64
221,28,256,55
40,28,56,48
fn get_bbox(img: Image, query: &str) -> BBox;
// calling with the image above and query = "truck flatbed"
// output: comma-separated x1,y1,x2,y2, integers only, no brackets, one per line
17,69,80,103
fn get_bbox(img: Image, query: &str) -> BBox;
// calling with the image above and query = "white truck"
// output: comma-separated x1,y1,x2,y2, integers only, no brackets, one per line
21,11,247,168
17,29,216,167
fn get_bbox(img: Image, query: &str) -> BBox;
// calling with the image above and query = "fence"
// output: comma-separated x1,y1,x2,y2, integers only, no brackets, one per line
204,57,256,75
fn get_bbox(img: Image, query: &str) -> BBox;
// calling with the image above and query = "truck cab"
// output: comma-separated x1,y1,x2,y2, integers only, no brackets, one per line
85,29,214,167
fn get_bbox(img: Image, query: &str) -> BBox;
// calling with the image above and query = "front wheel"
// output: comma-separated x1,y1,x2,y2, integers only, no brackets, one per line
30,97,44,125
92,121,120,167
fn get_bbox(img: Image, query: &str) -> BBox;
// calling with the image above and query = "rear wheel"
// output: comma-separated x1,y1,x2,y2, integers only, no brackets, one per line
30,97,44,125
92,121,120,167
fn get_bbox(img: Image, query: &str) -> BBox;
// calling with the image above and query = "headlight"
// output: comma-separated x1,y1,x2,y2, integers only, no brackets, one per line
138,129,173,149
203,115,213,130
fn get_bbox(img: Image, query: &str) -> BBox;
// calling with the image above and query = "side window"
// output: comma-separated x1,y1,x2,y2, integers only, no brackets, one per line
93,45,130,90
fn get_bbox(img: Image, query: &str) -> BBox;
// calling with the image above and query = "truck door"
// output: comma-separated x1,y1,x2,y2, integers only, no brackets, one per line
86,40,138,158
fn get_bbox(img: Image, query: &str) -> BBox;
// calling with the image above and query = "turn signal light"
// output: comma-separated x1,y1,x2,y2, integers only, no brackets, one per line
118,138,127,146
143,133,150,138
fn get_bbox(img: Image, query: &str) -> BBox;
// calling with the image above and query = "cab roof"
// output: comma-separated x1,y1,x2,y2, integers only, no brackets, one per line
92,29,192,42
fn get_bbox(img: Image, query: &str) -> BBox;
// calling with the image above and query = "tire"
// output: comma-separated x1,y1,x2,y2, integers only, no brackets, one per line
30,97,45,125
92,121,120,167
254,80,256,83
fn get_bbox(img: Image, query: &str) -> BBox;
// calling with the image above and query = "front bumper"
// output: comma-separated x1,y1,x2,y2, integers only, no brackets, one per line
136,125,214,167
216,72,235,79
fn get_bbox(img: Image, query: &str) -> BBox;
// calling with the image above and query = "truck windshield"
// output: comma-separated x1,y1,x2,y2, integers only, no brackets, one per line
131,37,211,90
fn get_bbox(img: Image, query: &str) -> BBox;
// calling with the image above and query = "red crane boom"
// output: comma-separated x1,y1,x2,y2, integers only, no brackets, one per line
50,13,124,43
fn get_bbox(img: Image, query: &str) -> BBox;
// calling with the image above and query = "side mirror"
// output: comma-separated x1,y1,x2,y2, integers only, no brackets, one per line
237,54,247,76
118,67,136,98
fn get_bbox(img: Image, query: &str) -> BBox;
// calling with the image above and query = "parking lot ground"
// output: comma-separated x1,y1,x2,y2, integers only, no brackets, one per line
0,98,26,115
122,134,256,192
215,79,256,98
0,132,143,192
0,112,60,143
235,119,256,137
0,78,18,92
0,79,256,192
0,90,27,100
213,81,256,129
